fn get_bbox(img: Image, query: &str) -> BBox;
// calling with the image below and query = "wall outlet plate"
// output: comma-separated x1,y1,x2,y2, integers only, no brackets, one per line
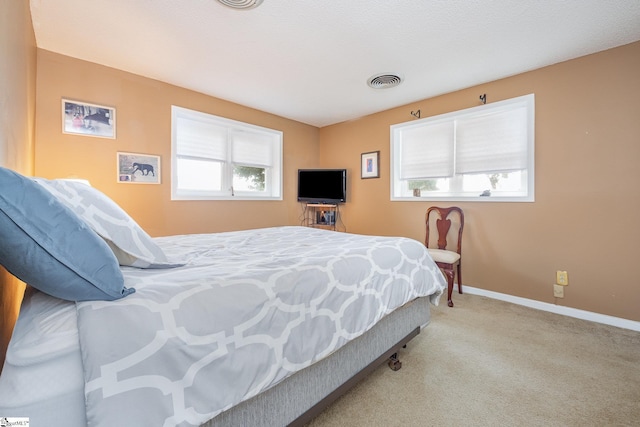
553,284,564,298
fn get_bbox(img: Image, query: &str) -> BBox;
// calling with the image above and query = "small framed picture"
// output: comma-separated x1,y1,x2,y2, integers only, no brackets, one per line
117,152,161,184
361,151,380,179
62,99,116,139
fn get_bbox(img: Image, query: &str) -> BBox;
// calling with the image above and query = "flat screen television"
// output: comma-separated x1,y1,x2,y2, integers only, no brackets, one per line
297,169,347,204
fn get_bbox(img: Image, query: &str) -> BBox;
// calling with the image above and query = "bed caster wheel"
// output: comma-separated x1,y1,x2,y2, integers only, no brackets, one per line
388,353,402,371
388,358,402,371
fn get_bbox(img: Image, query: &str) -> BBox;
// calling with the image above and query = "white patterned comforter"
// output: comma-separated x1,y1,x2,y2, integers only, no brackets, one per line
77,226,445,426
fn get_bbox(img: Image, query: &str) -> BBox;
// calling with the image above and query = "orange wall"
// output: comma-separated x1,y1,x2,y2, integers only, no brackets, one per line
29,38,640,324
0,0,36,371
320,41,640,322
34,50,320,237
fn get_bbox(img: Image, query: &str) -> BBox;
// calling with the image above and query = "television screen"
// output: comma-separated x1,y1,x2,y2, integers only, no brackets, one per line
297,169,347,204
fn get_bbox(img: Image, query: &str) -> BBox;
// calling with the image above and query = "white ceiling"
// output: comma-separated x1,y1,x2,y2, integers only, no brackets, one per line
30,0,640,127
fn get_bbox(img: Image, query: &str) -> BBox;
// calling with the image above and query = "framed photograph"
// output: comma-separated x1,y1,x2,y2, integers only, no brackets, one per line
62,99,116,139
361,151,380,179
117,152,161,184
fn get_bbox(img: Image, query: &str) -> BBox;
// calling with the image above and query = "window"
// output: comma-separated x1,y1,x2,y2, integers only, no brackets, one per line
390,94,535,202
171,106,283,200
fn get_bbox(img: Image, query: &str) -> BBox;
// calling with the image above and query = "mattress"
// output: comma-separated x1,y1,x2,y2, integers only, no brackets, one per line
206,296,432,427
0,288,87,426
0,293,433,427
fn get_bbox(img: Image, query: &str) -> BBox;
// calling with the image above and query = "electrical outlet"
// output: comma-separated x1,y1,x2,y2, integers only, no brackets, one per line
556,270,569,286
553,284,564,298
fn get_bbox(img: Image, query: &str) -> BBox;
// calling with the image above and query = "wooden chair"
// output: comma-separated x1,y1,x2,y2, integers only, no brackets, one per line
425,206,464,307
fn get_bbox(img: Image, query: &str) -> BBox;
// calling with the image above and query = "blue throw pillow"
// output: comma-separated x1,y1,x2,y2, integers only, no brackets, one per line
0,167,134,301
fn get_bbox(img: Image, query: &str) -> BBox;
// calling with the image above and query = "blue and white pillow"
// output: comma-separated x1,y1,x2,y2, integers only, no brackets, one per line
0,167,133,301
34,178,182,269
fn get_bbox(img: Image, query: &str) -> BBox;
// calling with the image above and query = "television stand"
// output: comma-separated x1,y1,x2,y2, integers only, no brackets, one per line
304,203,339,231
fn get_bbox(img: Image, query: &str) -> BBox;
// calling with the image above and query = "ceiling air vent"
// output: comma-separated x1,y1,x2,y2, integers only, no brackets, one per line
217,0,264,10
367,73,402,89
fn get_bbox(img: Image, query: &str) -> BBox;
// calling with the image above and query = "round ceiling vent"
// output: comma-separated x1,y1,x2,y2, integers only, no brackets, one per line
367,73,403,89
217,0,264,10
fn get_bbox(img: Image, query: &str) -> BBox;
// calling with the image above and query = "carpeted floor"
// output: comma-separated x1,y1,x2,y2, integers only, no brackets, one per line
305,293,640,426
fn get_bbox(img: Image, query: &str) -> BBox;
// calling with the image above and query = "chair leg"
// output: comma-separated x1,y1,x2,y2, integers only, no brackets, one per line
457,262,463,294
444,269,455,307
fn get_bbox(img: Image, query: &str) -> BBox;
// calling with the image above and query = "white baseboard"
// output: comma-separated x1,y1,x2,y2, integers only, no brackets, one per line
462,285,640,332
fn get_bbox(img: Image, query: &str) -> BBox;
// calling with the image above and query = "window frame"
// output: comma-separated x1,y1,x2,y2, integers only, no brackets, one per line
171,106,283,201
390,94,535,202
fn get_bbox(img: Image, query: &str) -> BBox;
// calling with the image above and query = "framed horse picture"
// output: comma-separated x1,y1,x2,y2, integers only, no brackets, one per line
117,152,161,184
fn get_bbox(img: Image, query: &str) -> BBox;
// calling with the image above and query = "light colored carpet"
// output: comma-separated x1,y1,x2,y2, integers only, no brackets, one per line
305,293,640,426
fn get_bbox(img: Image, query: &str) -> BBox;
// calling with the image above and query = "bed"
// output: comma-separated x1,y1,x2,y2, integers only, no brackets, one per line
0,167,445,426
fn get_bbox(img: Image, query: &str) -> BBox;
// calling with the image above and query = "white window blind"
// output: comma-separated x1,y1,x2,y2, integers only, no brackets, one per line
399,121,454,179
176,117,227,161
456,106,528,174
231,130,274,167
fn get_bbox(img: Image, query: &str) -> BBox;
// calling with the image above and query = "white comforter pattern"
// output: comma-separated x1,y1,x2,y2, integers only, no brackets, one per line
77,227,445,426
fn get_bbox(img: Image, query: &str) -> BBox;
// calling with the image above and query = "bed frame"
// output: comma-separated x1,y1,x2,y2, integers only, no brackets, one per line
204,297,430,426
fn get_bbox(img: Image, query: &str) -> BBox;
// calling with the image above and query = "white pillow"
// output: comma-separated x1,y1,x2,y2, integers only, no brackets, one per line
34,178,182,269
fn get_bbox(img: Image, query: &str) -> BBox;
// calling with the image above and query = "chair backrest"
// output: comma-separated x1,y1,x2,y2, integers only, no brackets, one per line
425,206,464,255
